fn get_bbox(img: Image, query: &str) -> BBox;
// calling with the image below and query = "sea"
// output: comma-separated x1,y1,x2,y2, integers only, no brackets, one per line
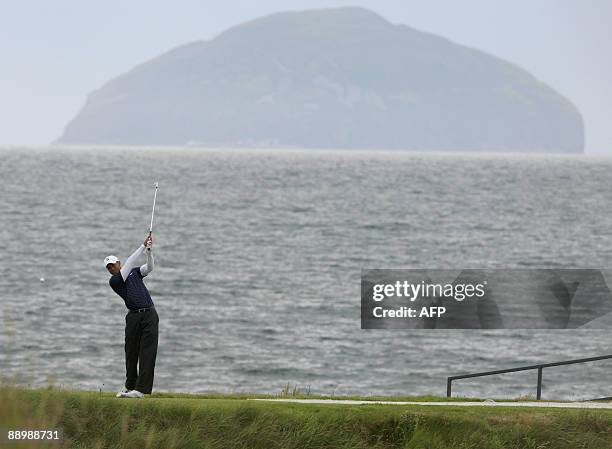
1,145,612,400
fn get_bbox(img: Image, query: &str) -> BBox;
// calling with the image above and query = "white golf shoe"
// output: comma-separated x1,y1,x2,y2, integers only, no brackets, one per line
116,388,129,398
123,390,145,398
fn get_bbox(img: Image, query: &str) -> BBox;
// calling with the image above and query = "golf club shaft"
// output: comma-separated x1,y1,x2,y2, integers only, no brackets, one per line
148,182,158,246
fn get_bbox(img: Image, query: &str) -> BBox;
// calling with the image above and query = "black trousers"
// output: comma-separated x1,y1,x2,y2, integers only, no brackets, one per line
124,307,159,394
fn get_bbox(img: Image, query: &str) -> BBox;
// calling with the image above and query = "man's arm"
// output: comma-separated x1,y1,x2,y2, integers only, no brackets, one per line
120,236,150,281
120,245,145,281
140,246,154,277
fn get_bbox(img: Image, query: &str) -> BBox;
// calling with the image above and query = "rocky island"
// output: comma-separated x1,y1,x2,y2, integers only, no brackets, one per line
56,7,584,153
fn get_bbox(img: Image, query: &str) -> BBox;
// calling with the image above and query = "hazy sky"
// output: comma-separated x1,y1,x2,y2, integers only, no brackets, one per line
1,0,610,152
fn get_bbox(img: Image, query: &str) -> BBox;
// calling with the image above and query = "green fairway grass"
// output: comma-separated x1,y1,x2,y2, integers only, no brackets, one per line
2,385,612,449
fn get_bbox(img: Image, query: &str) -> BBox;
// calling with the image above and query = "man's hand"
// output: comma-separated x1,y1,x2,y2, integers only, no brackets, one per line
144,235,153,250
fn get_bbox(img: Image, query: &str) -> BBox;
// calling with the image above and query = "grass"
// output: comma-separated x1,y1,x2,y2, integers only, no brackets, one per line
146,382,545,403
3,384,612,448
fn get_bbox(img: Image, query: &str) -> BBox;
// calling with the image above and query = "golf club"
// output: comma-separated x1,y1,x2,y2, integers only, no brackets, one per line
148,181,158,250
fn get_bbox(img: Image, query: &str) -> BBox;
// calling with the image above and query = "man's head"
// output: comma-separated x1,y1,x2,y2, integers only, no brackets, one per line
104,255,121,275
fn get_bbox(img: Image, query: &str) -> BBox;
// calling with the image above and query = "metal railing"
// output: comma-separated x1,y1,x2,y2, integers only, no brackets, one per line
446,354,612,400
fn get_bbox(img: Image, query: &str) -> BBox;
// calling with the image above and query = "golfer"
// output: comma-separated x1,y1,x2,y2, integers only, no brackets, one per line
104,235,158,398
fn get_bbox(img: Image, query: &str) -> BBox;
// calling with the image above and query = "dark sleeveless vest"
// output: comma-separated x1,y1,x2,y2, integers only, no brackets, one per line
109,267,154,310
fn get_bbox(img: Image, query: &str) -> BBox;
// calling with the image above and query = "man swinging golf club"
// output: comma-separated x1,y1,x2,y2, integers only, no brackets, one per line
104,183,159,398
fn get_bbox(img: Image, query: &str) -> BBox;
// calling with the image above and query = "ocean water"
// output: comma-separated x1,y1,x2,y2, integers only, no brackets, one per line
1,145,612,400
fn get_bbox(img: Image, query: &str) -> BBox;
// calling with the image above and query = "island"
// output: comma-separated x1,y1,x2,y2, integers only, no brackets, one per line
55,7,584,153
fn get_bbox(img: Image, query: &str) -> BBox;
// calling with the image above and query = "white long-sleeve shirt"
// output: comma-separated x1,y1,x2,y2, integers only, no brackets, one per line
120,244,154,281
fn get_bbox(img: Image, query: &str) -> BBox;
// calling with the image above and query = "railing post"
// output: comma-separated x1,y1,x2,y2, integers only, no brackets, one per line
536,367,543,400
447,377,452,398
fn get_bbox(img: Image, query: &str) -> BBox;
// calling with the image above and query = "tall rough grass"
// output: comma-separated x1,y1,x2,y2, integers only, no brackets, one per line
2,385,612,449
